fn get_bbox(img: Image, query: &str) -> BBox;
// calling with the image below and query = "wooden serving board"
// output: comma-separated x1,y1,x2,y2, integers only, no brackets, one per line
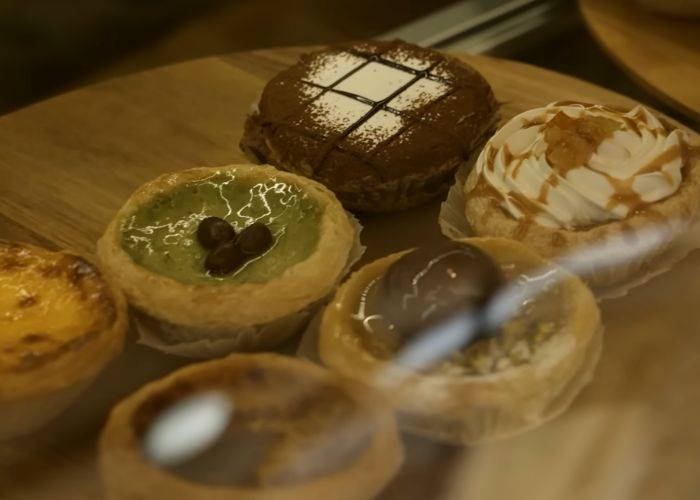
1,47,700,500
579,0,700,124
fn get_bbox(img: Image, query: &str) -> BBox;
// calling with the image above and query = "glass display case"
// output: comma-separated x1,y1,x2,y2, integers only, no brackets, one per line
1,1,699,499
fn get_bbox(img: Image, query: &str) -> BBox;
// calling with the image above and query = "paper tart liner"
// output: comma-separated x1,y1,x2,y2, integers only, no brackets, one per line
134,309,312,359
591,223,700,299
135,212,365,358
439,161,700,301
296,307,325,363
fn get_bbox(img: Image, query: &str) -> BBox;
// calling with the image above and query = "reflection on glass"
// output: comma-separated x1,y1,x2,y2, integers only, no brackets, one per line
136,371,376,488
142,391,233,466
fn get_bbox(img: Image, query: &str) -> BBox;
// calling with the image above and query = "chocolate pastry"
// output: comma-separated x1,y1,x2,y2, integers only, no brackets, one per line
237,222,273,255
205,241,246,275
241,39,499,212
365,241,504,344
319,237,602,444
198,218,273,276
197,216,236,249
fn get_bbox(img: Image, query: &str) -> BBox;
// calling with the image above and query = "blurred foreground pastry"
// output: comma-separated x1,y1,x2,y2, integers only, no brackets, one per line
319,238,601,444
463,101,700,287
0,241,127,440
100,353,402,500
98,164,357,357
242,39,498,212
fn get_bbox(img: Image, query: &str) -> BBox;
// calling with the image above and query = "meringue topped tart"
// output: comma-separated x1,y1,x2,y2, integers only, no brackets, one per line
319,238,601,444
464,101,700,286
0,241,127,440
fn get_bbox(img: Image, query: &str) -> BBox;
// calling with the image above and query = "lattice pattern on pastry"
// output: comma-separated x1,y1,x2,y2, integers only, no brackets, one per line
297,48,456,159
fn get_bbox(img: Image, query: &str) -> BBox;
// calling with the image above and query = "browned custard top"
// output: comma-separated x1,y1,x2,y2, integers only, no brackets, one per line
0,241,117,372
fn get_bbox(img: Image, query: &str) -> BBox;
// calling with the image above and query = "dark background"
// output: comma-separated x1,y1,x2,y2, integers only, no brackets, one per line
0,0,688,124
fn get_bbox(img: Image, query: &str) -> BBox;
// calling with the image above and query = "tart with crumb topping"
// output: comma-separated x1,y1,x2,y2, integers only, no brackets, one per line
99,353,402,500
319,237,601,445
463,101,700,287
0,240,127,440
97,164,357,357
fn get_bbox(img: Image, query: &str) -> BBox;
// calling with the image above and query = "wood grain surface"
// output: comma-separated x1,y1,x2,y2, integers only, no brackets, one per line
1,47,699,500
579,0,700,123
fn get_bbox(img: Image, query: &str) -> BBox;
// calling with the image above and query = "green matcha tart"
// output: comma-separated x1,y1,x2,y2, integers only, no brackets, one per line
98,164,359,357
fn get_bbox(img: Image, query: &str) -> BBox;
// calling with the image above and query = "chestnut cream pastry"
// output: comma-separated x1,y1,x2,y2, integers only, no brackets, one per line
464,101,700,287
319,238,601,444
241,39,498,212
100,353,402,500
98,164,356,356
0,241,127,440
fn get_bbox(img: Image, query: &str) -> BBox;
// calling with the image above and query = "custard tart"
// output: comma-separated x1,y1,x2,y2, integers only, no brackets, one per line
99,353,402,500
319,237,601,445
463,101,700,287
0,241,127,440
97,164,357,357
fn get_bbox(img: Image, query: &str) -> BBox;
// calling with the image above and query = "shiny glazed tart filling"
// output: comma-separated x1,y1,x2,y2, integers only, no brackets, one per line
120,172,323,285
0,241,117,372
350,241,567,375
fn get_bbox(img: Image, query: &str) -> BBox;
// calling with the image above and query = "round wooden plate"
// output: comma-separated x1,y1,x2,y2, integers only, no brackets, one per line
1,47,699,500
580,0,700,123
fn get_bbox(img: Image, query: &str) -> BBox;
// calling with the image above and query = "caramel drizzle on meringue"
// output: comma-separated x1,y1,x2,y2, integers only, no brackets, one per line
537,172,560,204
476,103,686,230
605,144,683,212
543,111,620,175
503,144,529,180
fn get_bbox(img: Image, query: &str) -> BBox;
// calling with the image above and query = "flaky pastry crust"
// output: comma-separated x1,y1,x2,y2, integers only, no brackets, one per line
0,241,127,439
464,131,700,287
319,237,601,444
99,353,403,500
97,165,355,339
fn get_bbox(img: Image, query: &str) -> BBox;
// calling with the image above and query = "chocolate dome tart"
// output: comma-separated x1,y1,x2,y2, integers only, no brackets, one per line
97,164,358,357
241,40,499,212
463,101,700,287
99,353,403,500
319,237,601,445
0,241,127,440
